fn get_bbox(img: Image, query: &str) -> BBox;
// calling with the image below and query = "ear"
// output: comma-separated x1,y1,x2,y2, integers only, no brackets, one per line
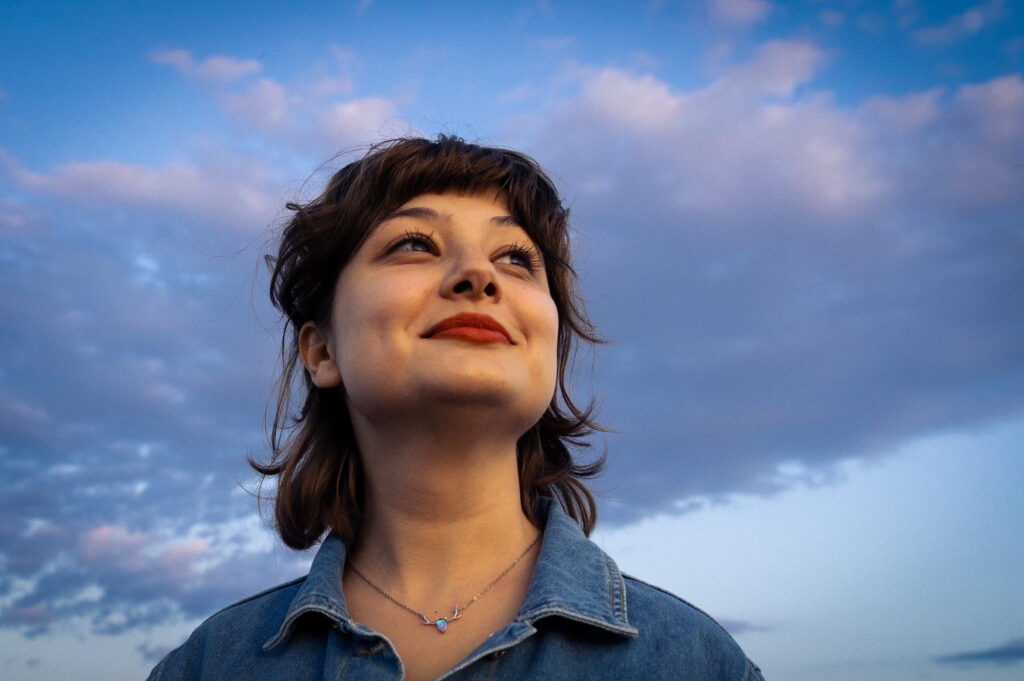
298,321,343,388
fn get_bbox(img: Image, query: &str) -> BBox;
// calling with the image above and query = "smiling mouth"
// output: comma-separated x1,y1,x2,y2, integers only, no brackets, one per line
423,313,513,345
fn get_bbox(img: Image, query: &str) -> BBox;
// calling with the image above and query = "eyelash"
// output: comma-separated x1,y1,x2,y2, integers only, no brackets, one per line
385,230,438,255
497,241,543,271
384,231,542,271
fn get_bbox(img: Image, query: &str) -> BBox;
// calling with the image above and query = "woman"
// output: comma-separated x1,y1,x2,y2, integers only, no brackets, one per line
148,136,764,680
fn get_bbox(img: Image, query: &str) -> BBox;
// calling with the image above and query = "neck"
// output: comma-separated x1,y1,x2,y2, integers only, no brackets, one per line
347,411,540,606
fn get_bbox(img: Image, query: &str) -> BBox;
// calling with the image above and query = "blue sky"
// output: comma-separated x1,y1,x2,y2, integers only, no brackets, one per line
1,1,1023,679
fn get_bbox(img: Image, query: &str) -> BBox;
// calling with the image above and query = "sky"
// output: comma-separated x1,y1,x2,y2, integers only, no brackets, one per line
1,0,1022,679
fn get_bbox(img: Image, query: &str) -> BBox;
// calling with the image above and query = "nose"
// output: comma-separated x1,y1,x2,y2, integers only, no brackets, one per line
441,248,500,301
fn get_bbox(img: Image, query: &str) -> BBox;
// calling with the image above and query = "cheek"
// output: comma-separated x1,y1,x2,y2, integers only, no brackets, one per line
540,295,559,345
534,298,560,385
330,279,420,383
332,298,383,365
526,302,560,424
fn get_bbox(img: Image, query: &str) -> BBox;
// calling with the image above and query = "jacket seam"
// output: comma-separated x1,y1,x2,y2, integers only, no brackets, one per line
606,553,628,621
520,606,638,637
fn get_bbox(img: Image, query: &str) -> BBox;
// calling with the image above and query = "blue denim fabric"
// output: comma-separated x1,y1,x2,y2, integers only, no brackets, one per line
148,499,764,680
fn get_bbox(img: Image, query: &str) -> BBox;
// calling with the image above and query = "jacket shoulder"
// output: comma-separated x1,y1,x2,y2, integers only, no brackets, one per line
146,576,307,681
623,573,735,637
621,573,764,680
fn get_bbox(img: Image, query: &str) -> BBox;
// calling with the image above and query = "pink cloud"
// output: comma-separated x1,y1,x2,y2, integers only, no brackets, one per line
79,525,210,583
0,604,56,626
157,539,208,579
80,525,148,564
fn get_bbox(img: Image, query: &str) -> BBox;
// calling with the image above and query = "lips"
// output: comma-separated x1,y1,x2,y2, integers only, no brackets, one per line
423,313,513,345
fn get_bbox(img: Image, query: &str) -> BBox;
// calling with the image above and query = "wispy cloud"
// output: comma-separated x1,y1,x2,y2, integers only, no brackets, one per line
150,49,262,83
0,147,283,233
913,0,1007,45
713,39,827,98
0,144,294,637
154,48,406,153
709,0,772,27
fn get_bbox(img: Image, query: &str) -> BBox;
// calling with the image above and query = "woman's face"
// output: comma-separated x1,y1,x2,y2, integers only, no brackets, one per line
308,191,559,435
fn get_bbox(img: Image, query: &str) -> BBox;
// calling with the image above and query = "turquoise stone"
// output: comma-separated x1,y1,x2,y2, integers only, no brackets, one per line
436,618,447,633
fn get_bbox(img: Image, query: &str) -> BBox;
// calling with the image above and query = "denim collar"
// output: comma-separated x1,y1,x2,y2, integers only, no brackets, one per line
264,497,638,651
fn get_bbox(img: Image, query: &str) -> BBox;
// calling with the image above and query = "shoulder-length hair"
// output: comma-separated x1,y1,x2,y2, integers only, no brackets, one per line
252,135,603,550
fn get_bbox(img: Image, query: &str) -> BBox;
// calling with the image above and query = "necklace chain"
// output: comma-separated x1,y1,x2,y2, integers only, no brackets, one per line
347,533,542,633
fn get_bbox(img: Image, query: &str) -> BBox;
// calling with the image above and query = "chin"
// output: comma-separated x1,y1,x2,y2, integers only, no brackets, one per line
345,364,555,432
426,377,551,423
432,380,534,408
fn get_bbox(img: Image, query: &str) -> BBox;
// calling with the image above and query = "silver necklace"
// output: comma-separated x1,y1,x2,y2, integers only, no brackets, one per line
347,533,542,633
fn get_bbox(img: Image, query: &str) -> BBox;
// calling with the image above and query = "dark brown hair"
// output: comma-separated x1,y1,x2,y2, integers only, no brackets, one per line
252,135,603,550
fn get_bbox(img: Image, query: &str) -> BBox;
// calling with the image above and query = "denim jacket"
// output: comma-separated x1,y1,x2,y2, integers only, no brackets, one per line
148,499,764,680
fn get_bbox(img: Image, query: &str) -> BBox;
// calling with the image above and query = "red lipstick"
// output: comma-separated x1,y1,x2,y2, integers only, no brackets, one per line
424,313,513,345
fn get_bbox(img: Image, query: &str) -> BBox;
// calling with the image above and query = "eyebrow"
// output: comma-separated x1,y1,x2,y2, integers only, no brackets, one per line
379,206,523,229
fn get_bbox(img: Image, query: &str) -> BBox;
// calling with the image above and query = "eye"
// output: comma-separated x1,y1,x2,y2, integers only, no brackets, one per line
495,242,542,271
385,231,437,255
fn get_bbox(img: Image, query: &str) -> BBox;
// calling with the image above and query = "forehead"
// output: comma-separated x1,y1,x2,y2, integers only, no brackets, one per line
377,191,518,229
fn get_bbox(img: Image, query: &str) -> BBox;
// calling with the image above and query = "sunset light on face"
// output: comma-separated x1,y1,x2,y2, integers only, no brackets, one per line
1,2,1022,680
